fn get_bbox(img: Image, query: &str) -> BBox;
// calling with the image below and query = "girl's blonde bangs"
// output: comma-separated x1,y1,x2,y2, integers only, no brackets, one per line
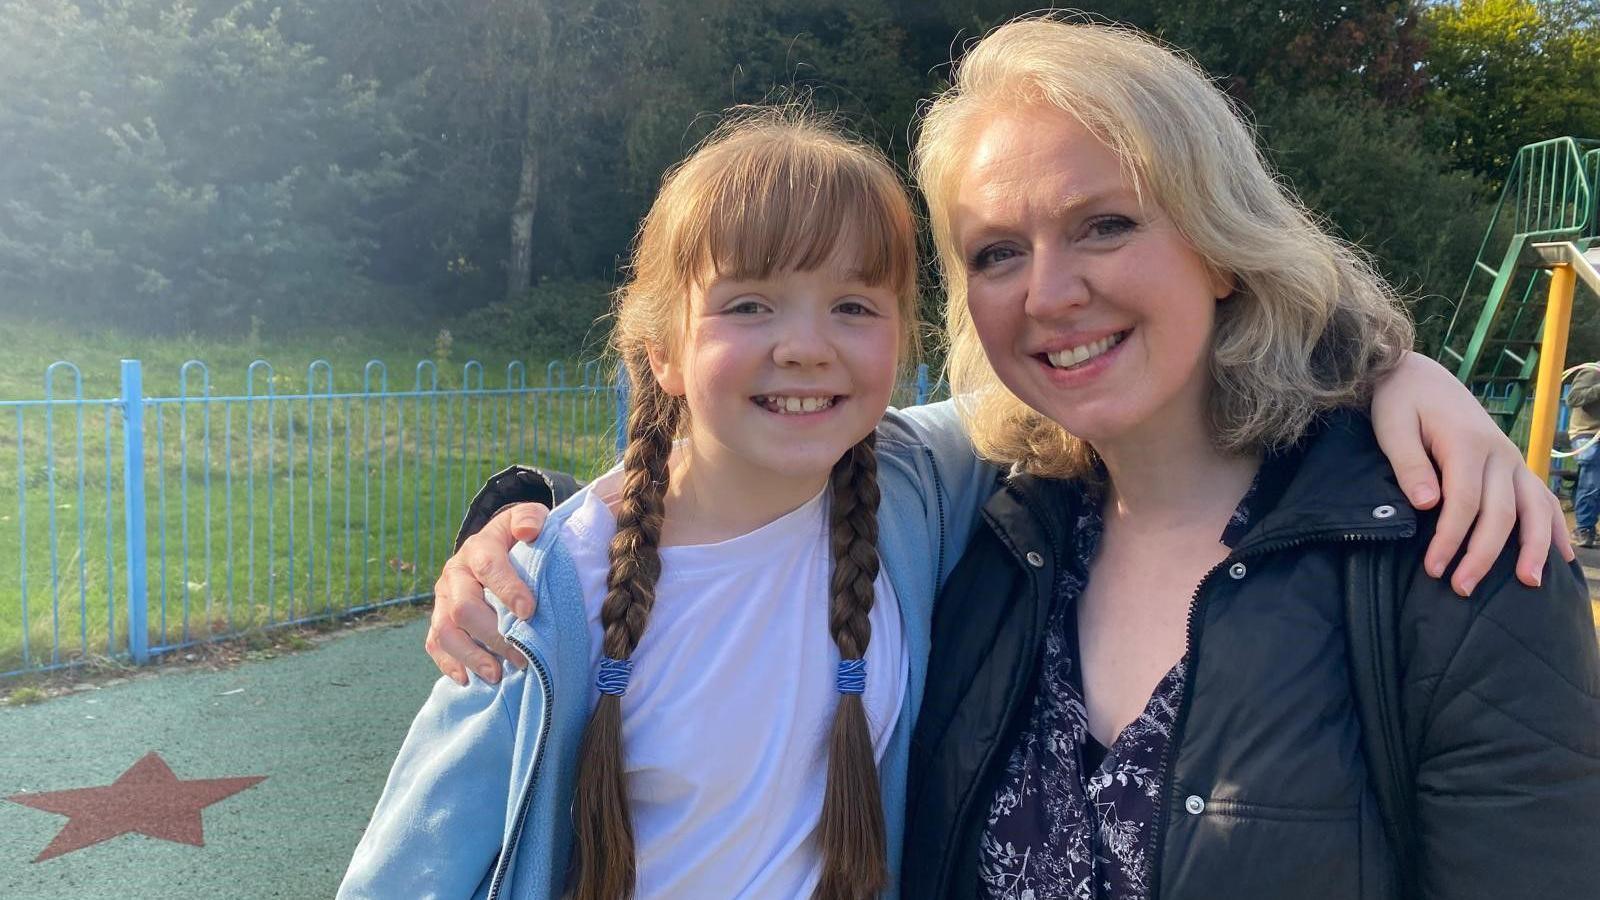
672,133,917,297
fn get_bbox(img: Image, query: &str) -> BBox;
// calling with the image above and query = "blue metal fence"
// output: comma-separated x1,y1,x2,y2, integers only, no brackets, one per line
2,358,942,681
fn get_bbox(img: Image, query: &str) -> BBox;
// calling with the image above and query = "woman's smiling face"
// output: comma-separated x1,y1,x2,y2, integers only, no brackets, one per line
953,107,1234,456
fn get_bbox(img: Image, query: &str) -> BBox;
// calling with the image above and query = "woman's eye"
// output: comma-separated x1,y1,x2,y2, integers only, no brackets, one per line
1087,216,1136,239
971,245,1018,270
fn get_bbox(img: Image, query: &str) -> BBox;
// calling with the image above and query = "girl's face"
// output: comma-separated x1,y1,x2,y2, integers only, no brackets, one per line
651,251,902,490
952,107,1233,456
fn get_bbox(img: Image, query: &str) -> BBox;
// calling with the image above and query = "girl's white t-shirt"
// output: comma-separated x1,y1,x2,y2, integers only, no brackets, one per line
560,470,907,899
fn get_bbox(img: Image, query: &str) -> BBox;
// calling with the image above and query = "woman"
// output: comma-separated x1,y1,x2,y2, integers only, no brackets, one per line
420,17,1595,899
898,18,1599,899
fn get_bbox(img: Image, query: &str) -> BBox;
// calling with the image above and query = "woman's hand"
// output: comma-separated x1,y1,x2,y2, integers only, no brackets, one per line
1371,352,1574,596
424,502,549,685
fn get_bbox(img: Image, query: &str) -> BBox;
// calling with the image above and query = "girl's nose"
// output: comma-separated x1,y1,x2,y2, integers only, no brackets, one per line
773,315,837,367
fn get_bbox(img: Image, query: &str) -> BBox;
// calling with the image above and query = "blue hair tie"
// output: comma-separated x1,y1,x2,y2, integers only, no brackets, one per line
836,658,866,695
596,657,634,696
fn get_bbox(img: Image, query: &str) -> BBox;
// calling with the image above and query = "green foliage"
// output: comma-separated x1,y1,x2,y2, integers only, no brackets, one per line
5,686,47,706
1423,0,1600,181
454,279,616,363
1,0,1591,354
1154,1,1426,103
0,1,426,332
1256,90,1493,351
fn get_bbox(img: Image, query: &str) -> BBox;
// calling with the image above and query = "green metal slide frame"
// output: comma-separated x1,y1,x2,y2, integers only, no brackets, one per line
1438,137,1600,432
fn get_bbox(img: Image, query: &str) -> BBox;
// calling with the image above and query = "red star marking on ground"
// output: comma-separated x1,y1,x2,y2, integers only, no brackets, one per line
5,751,265,862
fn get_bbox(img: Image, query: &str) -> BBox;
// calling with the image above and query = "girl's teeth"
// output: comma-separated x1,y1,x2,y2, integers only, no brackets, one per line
761,396,834,414
1047,332,1124,369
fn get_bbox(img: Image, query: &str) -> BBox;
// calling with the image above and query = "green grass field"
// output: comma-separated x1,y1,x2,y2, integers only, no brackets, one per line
1,318,942,677
1,320,623,676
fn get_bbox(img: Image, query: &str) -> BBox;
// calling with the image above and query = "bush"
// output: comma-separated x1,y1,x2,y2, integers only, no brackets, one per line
1254,90,1493,351
454,278,615,362
0,1,421,333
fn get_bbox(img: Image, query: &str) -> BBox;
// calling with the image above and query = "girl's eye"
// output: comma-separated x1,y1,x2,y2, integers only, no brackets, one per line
970,245,1018,270
727,299,766,315
835,299,878,317
1087,216,1136,239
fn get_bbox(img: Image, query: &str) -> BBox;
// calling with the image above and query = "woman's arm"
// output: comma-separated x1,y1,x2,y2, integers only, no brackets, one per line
427,466,580,684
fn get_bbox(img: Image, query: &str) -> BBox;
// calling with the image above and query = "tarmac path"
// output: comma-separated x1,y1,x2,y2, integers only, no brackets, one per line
0,617,439,899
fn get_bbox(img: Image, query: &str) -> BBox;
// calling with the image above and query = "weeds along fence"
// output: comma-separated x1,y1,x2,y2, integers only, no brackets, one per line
1,358,944,682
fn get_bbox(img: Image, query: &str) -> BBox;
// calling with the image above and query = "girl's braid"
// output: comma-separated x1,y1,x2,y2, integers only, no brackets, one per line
827,434,881,657
572,354,679,900
815,432,888,900
599,366,676,660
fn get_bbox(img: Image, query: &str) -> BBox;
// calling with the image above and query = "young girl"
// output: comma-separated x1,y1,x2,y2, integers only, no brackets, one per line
340,111,999,899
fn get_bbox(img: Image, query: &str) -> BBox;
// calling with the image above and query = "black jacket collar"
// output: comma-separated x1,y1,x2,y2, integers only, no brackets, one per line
1235,409,1417,552
985,409,1418,563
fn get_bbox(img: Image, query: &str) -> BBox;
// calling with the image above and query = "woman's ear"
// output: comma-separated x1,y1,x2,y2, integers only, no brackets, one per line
646,344,686,396
1210,267,1237,301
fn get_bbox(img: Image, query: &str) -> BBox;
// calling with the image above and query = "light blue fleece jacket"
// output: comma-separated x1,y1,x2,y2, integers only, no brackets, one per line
339,401,996,900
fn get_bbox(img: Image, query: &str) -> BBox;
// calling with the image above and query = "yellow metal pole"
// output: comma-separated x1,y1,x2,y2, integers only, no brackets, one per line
1527,263,1578,480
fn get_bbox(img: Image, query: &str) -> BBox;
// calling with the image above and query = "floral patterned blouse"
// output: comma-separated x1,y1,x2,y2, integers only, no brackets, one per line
979,456,1295,900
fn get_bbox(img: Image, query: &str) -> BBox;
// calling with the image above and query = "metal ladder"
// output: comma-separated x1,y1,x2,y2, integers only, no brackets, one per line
1437,137,1600,432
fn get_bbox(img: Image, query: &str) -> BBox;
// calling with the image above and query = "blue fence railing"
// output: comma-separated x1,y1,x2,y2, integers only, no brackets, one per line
1,358,944,681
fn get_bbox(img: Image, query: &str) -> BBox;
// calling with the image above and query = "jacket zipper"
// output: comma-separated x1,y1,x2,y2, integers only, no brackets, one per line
919,446,950,582
1143,525,1412,899
486,633,555,900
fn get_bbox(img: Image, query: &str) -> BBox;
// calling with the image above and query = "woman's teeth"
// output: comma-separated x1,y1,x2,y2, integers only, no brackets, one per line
756,395,836,414
1046,332,1126,369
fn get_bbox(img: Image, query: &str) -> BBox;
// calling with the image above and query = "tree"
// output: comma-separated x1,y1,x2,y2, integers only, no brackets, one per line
1256,91,1492,352
1154,0,1427,105
1423,0,1600,180
283,0,627,306
0,0,421,331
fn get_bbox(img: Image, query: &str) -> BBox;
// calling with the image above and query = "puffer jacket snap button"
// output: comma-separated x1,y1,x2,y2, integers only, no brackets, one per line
1185,795,1206,815
1372,504,1397,519
1025,551,1044,568
1227,562,1247,580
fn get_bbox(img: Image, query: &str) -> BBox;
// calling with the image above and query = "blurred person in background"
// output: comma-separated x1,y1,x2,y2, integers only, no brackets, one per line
1566,362,1600,547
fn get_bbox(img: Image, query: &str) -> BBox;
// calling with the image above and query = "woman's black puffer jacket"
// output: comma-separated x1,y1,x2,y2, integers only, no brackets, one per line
903,410,1600,899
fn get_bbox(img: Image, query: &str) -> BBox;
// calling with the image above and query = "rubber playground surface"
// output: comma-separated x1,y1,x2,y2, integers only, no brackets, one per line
0,615,439,899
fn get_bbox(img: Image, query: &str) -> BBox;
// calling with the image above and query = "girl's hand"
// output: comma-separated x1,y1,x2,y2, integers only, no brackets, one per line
1371,352,1574,596
424,502,548,685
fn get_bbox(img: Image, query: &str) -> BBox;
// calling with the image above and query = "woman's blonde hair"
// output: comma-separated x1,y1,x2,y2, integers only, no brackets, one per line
571,107,919,900
914,15,1414,477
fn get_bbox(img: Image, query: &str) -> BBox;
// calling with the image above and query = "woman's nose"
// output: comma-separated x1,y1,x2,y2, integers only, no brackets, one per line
1023,247,1090,321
